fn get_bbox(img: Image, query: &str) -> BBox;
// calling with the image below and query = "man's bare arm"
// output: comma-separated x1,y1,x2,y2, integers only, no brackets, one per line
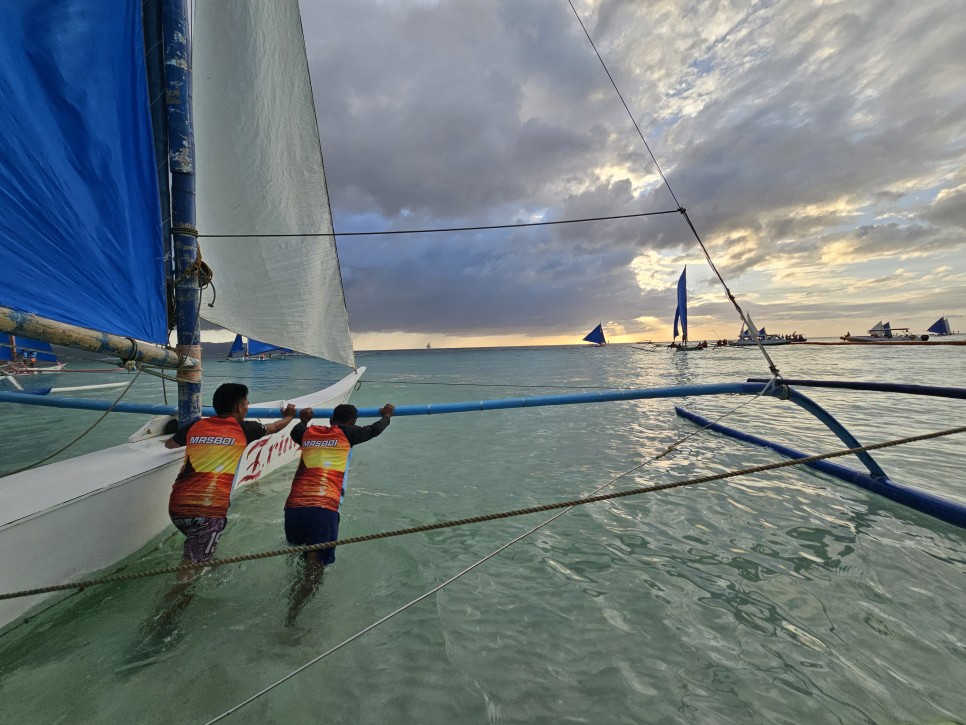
264,403,297,435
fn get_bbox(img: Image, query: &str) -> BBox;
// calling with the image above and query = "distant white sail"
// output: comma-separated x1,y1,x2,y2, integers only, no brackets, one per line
194,0,354,368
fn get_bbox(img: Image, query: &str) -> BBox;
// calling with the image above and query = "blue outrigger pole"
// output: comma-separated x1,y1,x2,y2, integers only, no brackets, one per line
2,380,964,526
160,0,201,425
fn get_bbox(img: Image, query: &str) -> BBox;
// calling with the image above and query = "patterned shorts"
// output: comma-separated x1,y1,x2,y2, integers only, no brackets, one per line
171,516,228,564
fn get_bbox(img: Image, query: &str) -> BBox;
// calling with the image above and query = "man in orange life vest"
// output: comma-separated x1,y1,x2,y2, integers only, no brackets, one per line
283,401,394,624
165,382,297,569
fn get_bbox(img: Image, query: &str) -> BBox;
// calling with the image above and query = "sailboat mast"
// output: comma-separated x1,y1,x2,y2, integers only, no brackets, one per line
161,0,202,425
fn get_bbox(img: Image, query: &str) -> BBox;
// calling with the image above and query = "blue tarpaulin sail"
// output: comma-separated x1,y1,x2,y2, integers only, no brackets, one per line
582,323,606,346
0,1,167,343
228,334,246,357
927,317,951,336
247,339,292,356
673,267,688,342
0,337,58,363
228,334,292,357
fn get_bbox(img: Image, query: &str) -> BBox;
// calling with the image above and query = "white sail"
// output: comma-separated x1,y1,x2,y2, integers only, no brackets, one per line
194,0,354,368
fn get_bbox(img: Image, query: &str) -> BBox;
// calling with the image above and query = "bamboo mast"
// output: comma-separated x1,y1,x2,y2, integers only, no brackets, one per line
161,0,202,425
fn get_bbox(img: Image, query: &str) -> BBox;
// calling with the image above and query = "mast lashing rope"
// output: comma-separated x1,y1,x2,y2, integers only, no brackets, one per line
2,423,963,602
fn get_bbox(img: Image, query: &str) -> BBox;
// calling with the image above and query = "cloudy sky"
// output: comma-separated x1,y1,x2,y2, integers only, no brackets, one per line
293,0,966,348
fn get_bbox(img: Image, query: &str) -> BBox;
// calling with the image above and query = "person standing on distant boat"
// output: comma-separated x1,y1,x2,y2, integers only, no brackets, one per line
165,383,296,568
283,401,395,625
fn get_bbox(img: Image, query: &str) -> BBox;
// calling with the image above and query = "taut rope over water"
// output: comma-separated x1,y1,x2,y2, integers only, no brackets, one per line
204,384,776,722
566,0,782,378
2,423,964,602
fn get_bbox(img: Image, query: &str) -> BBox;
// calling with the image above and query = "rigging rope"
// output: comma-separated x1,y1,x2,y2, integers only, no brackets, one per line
204,382,776,722
197,209,680,238
3,421,963,602
205,509,569,724
200,372,668,391
0,367,144,478
565,0,782,379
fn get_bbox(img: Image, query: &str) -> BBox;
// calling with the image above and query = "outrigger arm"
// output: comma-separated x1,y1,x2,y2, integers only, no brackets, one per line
0,306,197,370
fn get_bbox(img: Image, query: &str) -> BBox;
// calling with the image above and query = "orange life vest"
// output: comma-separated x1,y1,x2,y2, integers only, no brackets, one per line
285,425,351,511
169,417,249,519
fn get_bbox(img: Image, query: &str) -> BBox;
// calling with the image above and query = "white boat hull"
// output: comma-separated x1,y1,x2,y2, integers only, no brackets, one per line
0,367,365,630
0,362,67,375
840,335,925,343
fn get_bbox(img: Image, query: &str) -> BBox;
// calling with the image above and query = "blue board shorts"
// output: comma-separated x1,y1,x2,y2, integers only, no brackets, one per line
284,507,340,565
171,516,227,564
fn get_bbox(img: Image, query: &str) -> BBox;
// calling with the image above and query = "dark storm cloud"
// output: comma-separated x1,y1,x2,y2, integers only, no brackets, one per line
299,0,966,339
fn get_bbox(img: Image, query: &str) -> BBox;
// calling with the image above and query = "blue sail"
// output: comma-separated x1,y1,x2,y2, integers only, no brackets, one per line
583,324,606,345
14,337,57,363
228,335,246,357
0,1,167,343
927,317,951,335
674,267,688,341
247,339,292,355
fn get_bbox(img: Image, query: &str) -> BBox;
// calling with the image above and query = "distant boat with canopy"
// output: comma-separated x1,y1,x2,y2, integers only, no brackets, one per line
732,314,789,346
841,321,926,343
0,335,66,375
582,322,606,346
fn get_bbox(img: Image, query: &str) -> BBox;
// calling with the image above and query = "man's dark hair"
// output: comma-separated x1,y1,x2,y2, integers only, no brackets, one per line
212,383,249,416
331,403,358,425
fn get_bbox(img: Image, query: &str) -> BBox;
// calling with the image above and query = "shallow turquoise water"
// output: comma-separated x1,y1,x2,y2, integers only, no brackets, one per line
1,343,965,723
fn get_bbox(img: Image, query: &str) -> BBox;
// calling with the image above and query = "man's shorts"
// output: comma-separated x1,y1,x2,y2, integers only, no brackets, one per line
284,507,340,565
171,516,228,564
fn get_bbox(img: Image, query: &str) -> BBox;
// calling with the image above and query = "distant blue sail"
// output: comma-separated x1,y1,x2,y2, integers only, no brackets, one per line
14,337,57,363
758,327,766,336
247,339,291,355
228,334,246,357
674,267,688,341
927,317,951,335
0,1,167,343
583,324,606,345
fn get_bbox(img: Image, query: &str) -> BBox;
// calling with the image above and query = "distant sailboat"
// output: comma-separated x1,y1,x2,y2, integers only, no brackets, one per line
226,333,292,361
426,342,432,349
927,316,952,336
733,315,788,346
669,267,703,351
841,321,924,343
0,335,66,375
583,322,606,346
